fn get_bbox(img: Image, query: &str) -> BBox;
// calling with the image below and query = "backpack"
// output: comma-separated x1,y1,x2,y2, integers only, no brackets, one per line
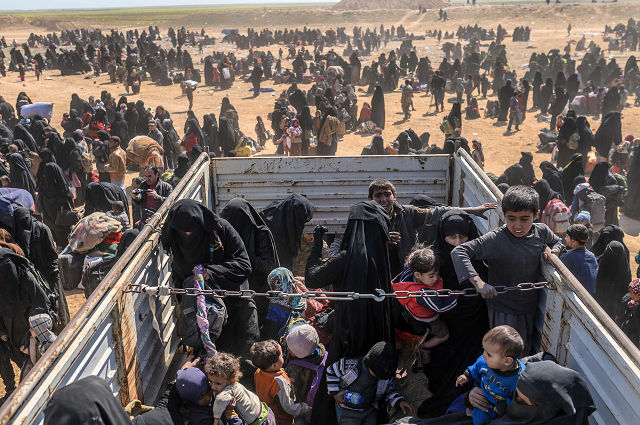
543,199,570,234
81,152,95,173
288,351,328,424
582,191,606,233
15,255,60,329
180,277,227,350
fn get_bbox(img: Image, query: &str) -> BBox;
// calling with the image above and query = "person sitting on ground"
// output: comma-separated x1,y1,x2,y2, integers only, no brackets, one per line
392,246,456,353
236,137,252,157
456,326,526,424
284,324,326,421
327,341,414,425
206,351,274,425
452,186,563,356
252,340,312,425
560,224,598,294
106,200,130,231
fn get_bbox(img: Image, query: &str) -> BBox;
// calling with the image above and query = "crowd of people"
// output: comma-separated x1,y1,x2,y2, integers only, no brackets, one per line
1,12,640,425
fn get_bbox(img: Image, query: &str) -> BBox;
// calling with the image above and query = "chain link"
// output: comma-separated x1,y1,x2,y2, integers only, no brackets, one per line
124,282,549,301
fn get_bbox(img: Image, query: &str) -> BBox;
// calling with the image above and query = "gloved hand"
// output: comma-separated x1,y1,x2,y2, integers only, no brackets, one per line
313,225,328,246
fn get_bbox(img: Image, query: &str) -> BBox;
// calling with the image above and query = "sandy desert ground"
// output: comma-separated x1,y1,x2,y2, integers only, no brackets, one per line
2,0,640,398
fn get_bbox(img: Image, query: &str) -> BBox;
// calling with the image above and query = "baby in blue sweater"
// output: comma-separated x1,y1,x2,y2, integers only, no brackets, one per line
456,326,526,424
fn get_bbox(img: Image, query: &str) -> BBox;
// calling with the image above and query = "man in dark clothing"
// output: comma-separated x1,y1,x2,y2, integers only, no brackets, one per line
132,165,173,229
431,71,446,112
250,60,263,98
367,178,495,277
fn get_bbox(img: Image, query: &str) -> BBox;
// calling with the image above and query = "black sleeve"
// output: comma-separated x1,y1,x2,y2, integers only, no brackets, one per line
249,230,278,275
154,381,184,413
305,248,347,290
202,220,252,291
41,225,59,279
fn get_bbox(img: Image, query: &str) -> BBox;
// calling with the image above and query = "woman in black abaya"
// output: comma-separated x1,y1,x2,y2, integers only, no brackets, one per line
594,111,622,158
217,116,236,156
298,105,313,156
595,241,631,321
161,199,257,362
575,116,594,164
361,135,387,155
532,71,543,108
591,224,629,259
540,161,564,195
38,163,75,247
556,115,578,168
561,153,583,205
85,182,130,221
260,194,314,271
221,198,279,328
418,210,489,418
519,152,536,186
12,207,70,331
371,84,386,129
534,179,564,209
8,153,36,198
448,102,462,130
538,78,554,115
590,161,624,226
495,163,525,187
625,142,640,219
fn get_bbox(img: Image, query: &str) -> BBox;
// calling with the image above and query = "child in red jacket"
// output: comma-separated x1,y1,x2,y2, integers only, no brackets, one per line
392,246,457,351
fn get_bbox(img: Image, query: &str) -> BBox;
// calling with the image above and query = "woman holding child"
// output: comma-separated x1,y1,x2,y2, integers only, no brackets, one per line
418,210,489,418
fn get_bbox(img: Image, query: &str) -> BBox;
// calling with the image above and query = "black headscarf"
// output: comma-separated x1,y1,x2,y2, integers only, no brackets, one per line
298,105,313,133
397,131,413,155
496,163,525,186
591,224,629,259
85,182,130,222
594,111,622,157
534,179,564,207
174,154,191,179
185,117,206,147
13,123,38,152
329,201,393,364
419,210,489,417
40,163,73,201
575,116,594,163
8,153,36,196
44,375,159,425
260,194,314,270
161,199,251,291
116,229,140,258
410,194,444,245
187,144,204,166
519,152,536,186
588,161,609,194
595,241,631,321
492,361,595,425
371,85,385,129
448,102,462,129
218,116,236,155
625,144,640,219
442,139,456,155
540,161,564,195
561,153,583,204
556,116,578,168
361,135,387,155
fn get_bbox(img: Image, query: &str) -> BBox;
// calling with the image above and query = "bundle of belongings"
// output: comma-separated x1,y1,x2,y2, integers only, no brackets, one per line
126,136,164,168
68,212,122,255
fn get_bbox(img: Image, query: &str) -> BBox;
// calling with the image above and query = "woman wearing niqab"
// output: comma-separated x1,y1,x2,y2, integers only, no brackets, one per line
589,161,624,226
595,241,631,321
556,115,578,168
38,163,75,247
85,182,130,221
534,179,564,209
161,199,257,361
361,135,387,155
8,153,36,198
495,163,525,187
561,153,583,204
519,152,536,185
371,85,385,129
418,210,489,418
260,194,313,271
540,161,564,195
221,198,279,327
